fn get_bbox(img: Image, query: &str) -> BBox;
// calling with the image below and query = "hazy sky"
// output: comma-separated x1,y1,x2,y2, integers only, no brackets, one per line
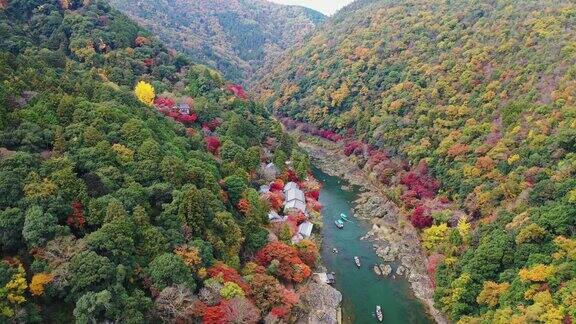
269,0,354,15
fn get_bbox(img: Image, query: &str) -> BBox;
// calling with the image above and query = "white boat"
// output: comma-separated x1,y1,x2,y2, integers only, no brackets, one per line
354,256,361,267
376,305,383,322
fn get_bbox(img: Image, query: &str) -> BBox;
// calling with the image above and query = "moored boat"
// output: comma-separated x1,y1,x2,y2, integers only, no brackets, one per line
376,305,383,322
354,256,361,267
335,219,344,229
340,213,350,221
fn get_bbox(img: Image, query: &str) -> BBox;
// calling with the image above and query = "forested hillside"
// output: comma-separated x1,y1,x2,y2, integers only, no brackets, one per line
108,0,325,83
258,0,576,322
0,1,319,322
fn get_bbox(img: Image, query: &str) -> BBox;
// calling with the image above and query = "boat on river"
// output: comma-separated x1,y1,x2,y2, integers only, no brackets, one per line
376,305,383,322
335,219,344,229
340,213,351,222
354,256,361,267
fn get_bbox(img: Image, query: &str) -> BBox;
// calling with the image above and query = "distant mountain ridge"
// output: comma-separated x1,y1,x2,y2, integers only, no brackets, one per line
109,0,326,83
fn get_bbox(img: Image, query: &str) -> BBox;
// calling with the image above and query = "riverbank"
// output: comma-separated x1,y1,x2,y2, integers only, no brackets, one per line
298,138,448,324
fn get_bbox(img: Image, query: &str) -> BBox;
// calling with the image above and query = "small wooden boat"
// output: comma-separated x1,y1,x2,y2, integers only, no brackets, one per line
335,219,344,229
376,305,383,322
340,213,350,222
354,256,361,267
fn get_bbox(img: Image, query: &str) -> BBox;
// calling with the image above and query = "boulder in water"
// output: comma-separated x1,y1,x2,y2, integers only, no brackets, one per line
396,265,407,276
380,264,392,276
374,265,382,276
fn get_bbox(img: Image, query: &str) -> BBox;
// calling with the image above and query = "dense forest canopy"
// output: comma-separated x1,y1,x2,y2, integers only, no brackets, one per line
108,0,326,83
2,0,576,322
0,0,320,322
257,0,576,322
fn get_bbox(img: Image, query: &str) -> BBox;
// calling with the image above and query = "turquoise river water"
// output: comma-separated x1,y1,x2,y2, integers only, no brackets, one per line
314,167,433,324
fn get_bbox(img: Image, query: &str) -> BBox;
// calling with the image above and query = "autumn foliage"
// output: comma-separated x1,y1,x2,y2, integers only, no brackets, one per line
135,36,151,47
29,273,54,296
226,84,248,100
255,241,311,282
207,263,250,293
295,239,319,267
174,246,201,269
202,119,222,132
134,81,155,106
66,201,85,230
269,179,285,192
203,303,226,324
154,97,176,109
237,199,250,215
400,161,439,200
266,192,284,211
249,273,298,313
205,136,221,155
410,205,433,229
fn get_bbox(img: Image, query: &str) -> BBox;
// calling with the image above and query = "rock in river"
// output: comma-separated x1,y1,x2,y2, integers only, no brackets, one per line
380,264,392,276
396,265,407,276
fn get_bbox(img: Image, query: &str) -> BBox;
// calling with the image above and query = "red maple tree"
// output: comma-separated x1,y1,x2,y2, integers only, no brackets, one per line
237,199,250,215
255,241,311,282
270,179,285,192
207,263,250,293
295,239,319,267
267,192,284,211
176,113,198,124
410,204,433,229
203,304,226,324
205,136,221,155
226,84,249,100
66,201,85,230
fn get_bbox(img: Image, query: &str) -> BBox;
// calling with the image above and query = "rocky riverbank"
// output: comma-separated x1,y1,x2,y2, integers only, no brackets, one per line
298,139,448,324
296,276,342,324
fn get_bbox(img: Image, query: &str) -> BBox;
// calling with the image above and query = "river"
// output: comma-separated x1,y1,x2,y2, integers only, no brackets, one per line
314,167,434,324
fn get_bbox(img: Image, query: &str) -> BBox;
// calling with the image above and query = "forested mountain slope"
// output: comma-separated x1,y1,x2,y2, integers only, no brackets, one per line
0,0,315,322
258,0,576,322
108,0,325,83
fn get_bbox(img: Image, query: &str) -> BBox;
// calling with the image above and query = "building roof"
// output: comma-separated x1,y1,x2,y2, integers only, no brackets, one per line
177,103,190,112
284,200,306,213
268,211,286,223
284,181,299,192
316,272,335,284
285,188,305,203
298,221,313,237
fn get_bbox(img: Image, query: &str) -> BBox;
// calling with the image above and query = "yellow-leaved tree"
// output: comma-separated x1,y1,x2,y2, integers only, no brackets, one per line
456,217,471,244
134,81,155,106
1,264,28,317
422,223,450,251
30,273,54,296
519,264,556,282
476,281,510,307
